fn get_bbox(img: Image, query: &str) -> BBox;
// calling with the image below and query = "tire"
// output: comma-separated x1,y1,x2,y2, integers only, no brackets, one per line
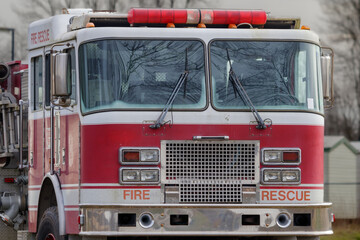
36,206,64,240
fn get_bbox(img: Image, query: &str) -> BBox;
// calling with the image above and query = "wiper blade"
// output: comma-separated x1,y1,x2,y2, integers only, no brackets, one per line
150,49,189,129
226,49,267,130
149,71,189,129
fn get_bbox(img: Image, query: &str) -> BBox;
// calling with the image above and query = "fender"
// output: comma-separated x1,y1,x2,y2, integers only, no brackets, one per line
38,173,66,236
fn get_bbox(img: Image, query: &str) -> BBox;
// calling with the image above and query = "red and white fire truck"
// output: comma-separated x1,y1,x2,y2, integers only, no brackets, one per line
0,8,334,240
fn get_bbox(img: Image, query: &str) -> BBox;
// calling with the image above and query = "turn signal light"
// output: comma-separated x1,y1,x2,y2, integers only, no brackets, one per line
123,151,140,162
283,151,299,163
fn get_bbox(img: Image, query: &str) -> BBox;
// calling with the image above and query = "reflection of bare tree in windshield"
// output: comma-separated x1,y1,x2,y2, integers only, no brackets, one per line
210,41,315,110
79,40,206,113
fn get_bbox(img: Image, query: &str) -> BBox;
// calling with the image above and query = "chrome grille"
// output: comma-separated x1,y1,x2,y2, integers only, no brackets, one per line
180,182,242,203
161,140,260,203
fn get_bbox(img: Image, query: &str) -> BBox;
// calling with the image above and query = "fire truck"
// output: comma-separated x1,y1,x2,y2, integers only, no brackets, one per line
0,8,334,240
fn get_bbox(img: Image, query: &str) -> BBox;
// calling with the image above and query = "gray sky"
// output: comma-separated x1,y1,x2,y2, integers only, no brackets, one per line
0,1,15,27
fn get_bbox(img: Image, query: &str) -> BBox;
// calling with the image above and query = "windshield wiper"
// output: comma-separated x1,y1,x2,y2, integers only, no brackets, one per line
226,49,267,130
149,51,189,129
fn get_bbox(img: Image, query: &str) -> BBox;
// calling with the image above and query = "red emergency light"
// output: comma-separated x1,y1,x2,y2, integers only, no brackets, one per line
127,8,267,26
4,178,15,183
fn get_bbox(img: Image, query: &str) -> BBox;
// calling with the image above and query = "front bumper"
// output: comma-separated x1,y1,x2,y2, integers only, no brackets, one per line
79,203,332,237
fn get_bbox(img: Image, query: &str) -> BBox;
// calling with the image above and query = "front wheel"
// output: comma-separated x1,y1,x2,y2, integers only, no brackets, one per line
36,207,64,240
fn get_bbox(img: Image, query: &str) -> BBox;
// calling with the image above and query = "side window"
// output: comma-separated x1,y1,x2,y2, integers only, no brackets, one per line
32,56,43,111
66,48,76,102
295,51,307,104
45,54,51,107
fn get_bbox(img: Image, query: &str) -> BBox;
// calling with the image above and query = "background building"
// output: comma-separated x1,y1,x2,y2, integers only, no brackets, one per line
324,136,360,219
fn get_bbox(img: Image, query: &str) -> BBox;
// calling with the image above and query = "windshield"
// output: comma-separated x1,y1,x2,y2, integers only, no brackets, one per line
210,41,323,113
79,40,206,114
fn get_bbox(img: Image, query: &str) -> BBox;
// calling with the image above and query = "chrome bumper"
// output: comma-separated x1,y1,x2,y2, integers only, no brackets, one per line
79,203,332,237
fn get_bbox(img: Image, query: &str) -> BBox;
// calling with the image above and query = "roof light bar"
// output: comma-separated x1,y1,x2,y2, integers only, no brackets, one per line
128,8,267,26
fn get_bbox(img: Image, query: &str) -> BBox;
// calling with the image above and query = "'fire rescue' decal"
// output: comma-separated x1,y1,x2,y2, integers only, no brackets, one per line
80,187,162,204
260,188,323,203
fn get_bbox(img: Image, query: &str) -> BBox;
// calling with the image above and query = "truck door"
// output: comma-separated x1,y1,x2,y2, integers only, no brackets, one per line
29,51,45,184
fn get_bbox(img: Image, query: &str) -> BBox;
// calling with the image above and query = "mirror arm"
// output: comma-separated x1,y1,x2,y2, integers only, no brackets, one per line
50,42,72,54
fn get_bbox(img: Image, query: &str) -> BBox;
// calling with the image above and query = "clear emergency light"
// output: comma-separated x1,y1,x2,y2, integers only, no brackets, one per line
127,8,267,25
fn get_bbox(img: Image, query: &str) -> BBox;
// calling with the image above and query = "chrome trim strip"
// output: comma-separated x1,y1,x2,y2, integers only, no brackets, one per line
79,202,332,208
80,230,333,237
80,183,120,187
79,204,332,236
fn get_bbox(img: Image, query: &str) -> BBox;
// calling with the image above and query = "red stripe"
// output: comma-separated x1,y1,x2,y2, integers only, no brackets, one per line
81,185,161,189
28,205,79,208
260,186,323,190
64,205,79,208
61,186,79,190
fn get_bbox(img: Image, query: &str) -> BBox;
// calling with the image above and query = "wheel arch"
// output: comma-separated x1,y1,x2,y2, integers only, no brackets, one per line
37,173,66,236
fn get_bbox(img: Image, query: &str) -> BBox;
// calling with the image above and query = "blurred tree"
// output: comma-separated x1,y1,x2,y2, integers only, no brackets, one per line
11,0,213,68
323,0,360,140
84,0,99,10
108,0,119,11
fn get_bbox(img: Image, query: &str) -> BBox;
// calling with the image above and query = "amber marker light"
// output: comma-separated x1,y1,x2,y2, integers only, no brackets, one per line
167,23,175,28
86,22,95,28
301,25,310,30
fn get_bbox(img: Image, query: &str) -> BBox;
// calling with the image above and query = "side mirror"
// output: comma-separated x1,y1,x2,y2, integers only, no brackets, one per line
321,47,334,107
51,52,71,106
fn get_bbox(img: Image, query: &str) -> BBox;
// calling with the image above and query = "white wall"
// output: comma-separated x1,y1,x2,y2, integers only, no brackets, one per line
327,144,358,219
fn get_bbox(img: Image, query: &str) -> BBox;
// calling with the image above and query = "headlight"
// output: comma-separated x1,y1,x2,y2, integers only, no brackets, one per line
263,170,281,182
140,150,159,162
262,168,301,184
282,170,300,182
120,147,160,164
141,169,159,182
264,151,281,163
120,168,160,184
122,169,140,182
